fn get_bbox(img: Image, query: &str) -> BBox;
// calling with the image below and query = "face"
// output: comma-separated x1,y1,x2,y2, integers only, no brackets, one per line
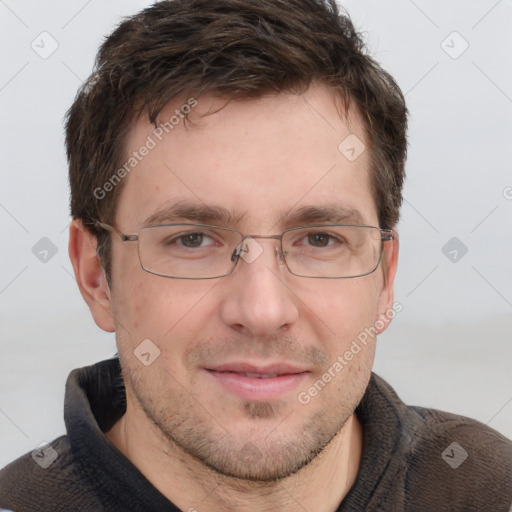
100,84,396,481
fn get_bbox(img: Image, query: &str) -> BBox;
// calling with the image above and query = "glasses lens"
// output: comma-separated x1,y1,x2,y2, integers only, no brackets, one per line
138,224,242,278
282,225,383,278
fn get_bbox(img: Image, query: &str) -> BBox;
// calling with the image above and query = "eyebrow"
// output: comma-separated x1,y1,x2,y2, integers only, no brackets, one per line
141,201,365,229
142,201,244,227
279,205,365,227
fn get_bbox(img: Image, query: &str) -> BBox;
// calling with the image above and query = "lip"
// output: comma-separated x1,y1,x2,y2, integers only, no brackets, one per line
204,362,310,401
207,362,309,375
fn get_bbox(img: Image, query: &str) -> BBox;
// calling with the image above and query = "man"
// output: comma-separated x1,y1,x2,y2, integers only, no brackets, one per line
0,0,510,510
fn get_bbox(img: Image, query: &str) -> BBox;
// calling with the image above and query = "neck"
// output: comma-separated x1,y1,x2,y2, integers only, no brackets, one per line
106,403,363,512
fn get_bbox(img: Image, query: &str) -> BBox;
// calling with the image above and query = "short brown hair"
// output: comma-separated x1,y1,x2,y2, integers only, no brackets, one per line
66,0,407,281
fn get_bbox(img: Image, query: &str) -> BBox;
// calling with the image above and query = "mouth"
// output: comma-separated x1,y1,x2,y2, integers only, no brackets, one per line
204,363,310,401
233,372,281,379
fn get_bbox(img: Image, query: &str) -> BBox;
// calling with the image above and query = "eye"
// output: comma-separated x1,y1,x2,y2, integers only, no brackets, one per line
306,232,334,247
178,232,208,248
173,232,218,248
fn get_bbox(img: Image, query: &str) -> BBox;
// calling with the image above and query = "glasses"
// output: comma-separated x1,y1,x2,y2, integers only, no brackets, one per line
95,221,394,279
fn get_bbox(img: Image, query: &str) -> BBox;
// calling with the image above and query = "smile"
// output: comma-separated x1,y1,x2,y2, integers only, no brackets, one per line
205,366,310,401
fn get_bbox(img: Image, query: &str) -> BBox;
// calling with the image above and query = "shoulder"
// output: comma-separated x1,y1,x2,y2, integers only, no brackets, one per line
0,436,101,512
404,403,512,511
366,374,512,511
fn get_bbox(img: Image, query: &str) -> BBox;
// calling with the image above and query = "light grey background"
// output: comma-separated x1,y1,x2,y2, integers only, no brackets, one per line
1,0,511,468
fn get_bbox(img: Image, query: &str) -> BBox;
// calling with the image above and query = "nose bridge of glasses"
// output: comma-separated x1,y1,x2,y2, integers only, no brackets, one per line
233,234,285,265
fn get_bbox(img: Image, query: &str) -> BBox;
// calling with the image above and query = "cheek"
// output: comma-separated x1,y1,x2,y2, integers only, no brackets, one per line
303,277,381,352
111,272,216,351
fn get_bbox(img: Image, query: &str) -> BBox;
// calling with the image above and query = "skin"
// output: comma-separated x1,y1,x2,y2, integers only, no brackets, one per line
69,83,398,512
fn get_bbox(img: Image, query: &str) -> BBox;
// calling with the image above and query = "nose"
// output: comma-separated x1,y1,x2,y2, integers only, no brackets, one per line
218,237,300,337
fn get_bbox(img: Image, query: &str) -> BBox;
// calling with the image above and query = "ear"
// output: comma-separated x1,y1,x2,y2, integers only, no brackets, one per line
375,231,399,335
68,219,115,332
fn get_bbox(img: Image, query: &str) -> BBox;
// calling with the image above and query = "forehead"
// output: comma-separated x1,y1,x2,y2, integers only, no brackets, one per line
115,84,376,231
